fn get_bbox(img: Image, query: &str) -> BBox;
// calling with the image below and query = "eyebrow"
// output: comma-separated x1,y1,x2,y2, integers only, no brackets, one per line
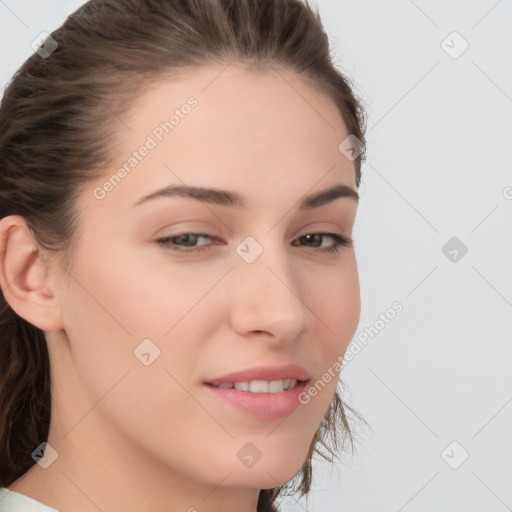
133,183,359,210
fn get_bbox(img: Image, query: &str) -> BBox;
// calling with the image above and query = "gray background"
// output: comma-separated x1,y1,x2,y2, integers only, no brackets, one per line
1,1,511,511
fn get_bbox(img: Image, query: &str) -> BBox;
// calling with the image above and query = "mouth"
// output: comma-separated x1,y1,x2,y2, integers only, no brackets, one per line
204,378,305,393
202,378,310,420
203,363,310,388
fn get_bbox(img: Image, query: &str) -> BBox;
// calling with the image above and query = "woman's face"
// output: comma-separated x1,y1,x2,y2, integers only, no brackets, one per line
48,62,360,497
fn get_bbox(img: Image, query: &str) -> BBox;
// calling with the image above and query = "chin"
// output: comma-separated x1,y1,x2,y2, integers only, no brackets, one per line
226,449,307,489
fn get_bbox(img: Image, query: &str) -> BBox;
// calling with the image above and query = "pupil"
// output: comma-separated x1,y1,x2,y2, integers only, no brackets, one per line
178,234,197,246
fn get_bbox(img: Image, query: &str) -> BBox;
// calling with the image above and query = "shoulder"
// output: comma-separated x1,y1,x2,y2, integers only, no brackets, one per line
0,488,59,511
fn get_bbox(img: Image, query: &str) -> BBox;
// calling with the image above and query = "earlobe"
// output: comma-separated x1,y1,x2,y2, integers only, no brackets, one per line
0,215,64,331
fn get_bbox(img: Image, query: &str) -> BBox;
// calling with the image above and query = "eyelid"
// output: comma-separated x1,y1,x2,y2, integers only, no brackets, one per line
155,223,348,243
155,231,353,255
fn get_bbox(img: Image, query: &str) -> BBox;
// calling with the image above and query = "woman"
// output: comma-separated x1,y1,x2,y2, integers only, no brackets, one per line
0,0,368,510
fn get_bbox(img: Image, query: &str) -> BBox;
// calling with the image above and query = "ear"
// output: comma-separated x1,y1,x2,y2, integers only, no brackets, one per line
0,215,64,331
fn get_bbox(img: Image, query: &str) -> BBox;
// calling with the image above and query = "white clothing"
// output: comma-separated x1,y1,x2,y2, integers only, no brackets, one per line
0,488,58,511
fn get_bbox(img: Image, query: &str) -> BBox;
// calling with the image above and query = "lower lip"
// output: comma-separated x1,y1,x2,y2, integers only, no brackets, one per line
202,381,308,420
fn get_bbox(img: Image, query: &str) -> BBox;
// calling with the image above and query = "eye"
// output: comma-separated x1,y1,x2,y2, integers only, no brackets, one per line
292,233,354,254
156,233,215,252
155,232,353,254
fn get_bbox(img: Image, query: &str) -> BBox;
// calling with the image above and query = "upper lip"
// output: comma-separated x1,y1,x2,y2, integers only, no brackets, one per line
204,364,310,386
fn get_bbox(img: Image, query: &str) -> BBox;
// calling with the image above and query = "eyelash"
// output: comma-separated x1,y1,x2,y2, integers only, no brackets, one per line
155,232,353,255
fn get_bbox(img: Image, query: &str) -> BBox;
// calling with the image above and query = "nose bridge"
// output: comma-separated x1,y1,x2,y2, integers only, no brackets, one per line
228,233,311,338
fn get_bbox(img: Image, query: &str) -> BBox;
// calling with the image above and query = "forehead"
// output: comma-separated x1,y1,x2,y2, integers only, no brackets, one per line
80,62,356,216
124,61,349,144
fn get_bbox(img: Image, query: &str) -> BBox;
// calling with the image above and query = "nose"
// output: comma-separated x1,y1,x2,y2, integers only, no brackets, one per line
227,237,313,343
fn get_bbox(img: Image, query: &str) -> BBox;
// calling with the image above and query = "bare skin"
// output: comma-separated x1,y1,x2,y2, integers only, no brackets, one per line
0,61,360,512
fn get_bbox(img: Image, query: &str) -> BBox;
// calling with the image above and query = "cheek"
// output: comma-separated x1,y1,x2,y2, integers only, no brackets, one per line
65,243,228,342
58,242,229,413
291,255,359,430
307,254,361,351
58,256,228,477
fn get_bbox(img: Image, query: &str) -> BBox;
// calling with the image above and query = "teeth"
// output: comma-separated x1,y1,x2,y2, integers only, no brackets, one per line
234,382,250,391
214,379,299,393
217,382,234,389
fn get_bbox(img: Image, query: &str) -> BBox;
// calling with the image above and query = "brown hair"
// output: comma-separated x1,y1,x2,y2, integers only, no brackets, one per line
0,0,368,509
